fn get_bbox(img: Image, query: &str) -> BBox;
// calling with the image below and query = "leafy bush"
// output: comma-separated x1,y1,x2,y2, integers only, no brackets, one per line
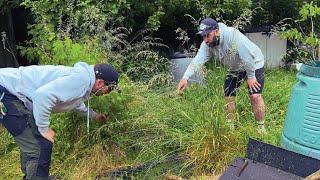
196,0,252,21
280,1,320,63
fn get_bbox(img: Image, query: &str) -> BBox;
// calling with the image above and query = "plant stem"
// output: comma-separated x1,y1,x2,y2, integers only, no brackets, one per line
310,16,316,60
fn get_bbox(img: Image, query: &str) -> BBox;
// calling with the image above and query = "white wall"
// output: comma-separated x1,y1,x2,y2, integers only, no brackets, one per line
246,33,287,68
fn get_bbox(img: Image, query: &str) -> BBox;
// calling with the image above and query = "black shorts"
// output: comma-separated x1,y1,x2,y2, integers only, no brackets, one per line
224,67,265,97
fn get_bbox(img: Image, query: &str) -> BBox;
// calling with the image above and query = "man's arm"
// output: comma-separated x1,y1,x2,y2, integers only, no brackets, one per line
74,102,98,120
32,74,89,136
177,41,211,92
182,41,211,80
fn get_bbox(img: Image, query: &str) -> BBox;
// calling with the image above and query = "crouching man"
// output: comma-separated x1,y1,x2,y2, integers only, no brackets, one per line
0,62,118,179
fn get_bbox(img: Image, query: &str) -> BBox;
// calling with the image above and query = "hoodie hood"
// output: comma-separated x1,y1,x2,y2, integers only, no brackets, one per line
74,62,96,98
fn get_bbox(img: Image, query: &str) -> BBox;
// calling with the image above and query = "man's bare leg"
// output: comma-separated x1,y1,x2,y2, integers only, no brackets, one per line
225,96,236,129
250,94,266,133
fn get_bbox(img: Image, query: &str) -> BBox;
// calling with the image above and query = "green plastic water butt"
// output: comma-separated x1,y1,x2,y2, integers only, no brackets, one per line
281,61,320,159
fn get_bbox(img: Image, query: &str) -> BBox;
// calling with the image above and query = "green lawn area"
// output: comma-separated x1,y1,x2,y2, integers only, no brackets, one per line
0,68,297,179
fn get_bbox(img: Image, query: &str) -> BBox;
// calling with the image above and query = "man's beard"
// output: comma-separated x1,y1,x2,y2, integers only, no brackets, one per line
93,86,105,96
209,36,220,47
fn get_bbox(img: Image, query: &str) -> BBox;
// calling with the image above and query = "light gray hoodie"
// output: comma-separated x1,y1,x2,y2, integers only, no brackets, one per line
183,23,264,79
0,62,97,134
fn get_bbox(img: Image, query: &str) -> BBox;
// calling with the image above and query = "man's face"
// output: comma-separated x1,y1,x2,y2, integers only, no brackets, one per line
203,29,219,45
92,79,112,96
94,85,111,96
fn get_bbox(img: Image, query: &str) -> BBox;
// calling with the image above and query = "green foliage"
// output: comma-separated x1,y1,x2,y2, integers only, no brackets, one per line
196,0,252,21
299,1,320,21
0,0,21,14
19,0,128,62
147,7,165,31
19,22,57,63
16,0,171,84
20,36,104,65
115,31,171,83
251,0,303,26
304,32,319,47
280,28,303,41
51,37,99,65
282,47,310,65
280,1,320,63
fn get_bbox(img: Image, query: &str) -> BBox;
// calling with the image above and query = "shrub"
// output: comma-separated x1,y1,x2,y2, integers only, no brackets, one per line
280,1,320,63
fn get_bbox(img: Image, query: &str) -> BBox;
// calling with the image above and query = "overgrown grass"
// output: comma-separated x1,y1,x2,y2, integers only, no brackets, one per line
0,68,296,179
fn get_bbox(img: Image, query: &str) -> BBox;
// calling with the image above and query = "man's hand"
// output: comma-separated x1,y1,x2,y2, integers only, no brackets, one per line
41,128,55,143
247,77,261,93
95,113,109,123
177,78,188,94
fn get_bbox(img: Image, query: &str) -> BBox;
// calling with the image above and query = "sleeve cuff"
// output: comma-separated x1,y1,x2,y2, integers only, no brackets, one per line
89,109,98,120
182,75,189,80
246,70,256,79
38,127,49,135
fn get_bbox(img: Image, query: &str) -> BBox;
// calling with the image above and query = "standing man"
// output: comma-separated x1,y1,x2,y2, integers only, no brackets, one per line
177,18,266,133
0,62,119,179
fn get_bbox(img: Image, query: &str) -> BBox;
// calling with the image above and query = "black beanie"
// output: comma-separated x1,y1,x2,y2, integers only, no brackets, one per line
94,64,119,89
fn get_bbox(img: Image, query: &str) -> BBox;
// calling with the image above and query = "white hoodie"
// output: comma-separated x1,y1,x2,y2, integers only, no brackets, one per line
0,62,97,134
183,23,264,79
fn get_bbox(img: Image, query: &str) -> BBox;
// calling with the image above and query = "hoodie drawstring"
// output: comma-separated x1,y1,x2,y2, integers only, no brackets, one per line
87,99,90,134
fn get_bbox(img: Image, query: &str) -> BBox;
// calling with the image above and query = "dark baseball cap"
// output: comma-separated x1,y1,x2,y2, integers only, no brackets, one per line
197,18,219,36
94,63,119,90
